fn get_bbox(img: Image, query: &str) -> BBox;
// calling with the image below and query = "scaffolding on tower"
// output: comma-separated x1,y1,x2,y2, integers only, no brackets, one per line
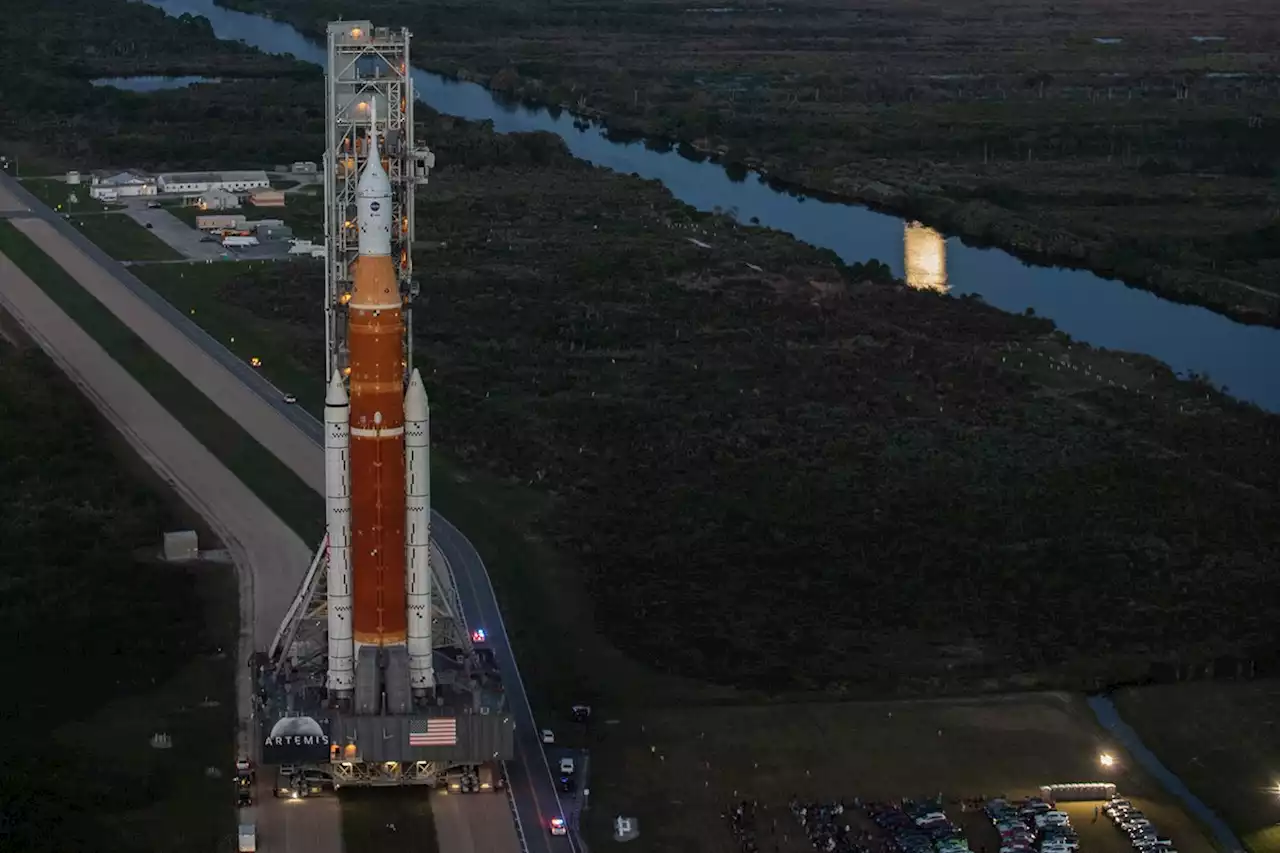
254,23,513,788
322,21,435,381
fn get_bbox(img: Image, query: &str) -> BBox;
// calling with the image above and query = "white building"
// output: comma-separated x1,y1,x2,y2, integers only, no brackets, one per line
90,170,158,197
66,171,81,185
290,161,318,173
198,188,241,211
89,186,119,201
159,170,270,194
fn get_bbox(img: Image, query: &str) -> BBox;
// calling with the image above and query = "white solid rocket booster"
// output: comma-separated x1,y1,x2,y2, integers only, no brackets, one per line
325,369,356,693
404,368,434,692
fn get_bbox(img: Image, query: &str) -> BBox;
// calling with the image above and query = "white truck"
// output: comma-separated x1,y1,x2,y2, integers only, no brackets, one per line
222,235,260,248
238,823,256,852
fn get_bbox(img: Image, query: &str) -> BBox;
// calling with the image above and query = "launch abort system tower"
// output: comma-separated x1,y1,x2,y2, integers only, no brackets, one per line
260,21,514,789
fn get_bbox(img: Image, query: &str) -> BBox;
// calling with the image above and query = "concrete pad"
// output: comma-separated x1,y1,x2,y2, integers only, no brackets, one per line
0,180,29,213
125,205,228,260
254,792,343,852
431,790,524,853
8,217,321,499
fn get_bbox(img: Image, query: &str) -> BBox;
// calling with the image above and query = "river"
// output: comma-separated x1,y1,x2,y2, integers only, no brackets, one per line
92,75,221,91
142,0,1280,413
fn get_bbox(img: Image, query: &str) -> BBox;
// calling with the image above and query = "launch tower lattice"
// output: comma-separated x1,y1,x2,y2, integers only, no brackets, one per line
256,25,514,787
323,21,435,380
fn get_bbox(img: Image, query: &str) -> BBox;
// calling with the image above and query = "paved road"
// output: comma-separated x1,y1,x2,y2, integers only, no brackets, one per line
0,244,316,853
0,171,580,853
1,173,334,853
122,202,228,260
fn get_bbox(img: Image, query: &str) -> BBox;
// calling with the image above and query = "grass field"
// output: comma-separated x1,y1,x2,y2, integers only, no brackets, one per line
579,693,1219,853
0,339,238,853
52,564,240,852
133,258,730,715
0,220,321,543
1117,682,1280,853
20,176,123,213
73,212,183,261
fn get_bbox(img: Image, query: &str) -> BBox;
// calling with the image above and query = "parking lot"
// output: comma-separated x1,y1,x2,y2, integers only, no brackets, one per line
120,198,294,262
583,694,1220,853
722,792,1210,853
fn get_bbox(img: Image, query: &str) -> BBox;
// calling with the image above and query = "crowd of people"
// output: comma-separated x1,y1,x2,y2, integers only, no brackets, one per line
726,799,769,853
791,799,874,853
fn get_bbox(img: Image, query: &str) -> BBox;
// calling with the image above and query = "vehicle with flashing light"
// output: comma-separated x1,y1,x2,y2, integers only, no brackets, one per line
550,817,567,836
472,628,487,643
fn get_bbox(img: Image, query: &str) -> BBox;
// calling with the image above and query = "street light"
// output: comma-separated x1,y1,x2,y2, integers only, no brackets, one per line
1099,752,1116,768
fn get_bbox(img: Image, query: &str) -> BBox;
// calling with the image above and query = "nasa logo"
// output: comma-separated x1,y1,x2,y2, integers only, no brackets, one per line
370,201,381,212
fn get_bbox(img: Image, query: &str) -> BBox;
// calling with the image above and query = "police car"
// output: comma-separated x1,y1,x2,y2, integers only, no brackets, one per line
549,817,567,836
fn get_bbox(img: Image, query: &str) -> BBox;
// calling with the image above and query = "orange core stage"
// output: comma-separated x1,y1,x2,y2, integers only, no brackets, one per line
348,253,407,646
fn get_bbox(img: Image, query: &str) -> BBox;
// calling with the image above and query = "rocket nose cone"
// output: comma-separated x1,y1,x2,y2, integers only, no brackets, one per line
326,369,349,406
404,368,428,419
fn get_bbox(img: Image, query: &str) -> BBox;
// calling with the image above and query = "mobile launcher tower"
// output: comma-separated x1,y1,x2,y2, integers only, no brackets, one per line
260,21,513,789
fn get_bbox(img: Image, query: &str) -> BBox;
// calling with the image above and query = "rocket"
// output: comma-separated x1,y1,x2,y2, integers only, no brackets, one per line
326,100,434,701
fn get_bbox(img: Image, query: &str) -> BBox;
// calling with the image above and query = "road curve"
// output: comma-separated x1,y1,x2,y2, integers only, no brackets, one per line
0,173,580,853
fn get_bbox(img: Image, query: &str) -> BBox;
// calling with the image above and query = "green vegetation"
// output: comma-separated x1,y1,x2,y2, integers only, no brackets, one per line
0,341,238,853
0,0,316,174
73,212,184,261
6,2,1280,850
20,177,122,213
582,694,1216,853
1115,683,1280,853
132,155,1280,710
218,0,1280,324
0,221,321,543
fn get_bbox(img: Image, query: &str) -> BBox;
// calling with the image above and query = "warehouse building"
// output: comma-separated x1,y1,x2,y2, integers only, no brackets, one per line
197,213,247,230
159,170,270,194
197,188,241,211
249,189,286,207
88,170,158,199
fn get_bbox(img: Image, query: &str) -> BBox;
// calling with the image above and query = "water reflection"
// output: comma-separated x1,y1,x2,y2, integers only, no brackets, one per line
904,222,948,292
91,76,220,92
135,0,1280,411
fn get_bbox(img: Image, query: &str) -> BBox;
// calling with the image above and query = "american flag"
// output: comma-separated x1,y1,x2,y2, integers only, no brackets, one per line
409,718,457,747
